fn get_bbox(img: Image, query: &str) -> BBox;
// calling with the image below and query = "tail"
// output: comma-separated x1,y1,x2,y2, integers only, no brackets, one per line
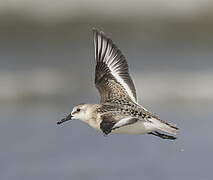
149,116,178,135
148,131,177,140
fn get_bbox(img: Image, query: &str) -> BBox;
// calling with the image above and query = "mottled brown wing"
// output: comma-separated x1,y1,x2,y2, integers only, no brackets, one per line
93,28,137,103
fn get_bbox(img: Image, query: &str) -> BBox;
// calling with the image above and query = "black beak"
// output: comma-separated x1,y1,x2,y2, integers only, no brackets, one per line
57,113,73,125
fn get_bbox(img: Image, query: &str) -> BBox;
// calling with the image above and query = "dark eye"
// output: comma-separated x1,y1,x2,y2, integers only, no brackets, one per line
76,108,80,112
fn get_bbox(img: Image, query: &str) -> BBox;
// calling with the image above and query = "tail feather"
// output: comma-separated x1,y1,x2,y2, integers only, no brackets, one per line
148,131,177,140
149,117,178,135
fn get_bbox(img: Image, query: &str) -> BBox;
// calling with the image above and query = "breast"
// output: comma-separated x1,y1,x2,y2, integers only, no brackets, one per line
87,117,101,131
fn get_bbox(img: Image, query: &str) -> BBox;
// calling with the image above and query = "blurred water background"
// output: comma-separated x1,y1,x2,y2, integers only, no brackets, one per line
0,0,213,180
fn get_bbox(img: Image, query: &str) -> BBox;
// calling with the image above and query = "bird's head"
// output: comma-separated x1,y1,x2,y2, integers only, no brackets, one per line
57,104,92,125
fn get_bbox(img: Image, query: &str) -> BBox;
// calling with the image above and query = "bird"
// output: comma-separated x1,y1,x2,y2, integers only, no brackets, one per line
57,28,178,140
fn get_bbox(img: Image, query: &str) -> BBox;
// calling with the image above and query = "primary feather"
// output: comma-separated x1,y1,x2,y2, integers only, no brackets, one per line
93,28,137,103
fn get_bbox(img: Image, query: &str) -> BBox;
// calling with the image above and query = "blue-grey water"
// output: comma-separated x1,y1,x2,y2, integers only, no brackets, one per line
0,102,212,180
0,39,213,180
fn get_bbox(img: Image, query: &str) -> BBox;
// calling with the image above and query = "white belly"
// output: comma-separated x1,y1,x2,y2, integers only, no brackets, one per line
111,121,156,135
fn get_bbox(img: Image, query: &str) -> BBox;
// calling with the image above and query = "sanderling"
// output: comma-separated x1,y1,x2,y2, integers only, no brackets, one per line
57,28,178,140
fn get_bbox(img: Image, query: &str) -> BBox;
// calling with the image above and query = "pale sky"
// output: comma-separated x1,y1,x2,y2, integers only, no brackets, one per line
0,0,212,21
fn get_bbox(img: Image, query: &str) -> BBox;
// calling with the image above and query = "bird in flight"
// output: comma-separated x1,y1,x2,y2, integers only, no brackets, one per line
57,28,178,140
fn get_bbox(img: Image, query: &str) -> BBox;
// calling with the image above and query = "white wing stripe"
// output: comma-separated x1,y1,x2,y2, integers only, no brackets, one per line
110,67,136,102
112,117,138,130
103,46,136,102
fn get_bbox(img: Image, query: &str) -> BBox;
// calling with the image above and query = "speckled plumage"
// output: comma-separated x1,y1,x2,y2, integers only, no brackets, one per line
58,28,179,140
96,101,177,136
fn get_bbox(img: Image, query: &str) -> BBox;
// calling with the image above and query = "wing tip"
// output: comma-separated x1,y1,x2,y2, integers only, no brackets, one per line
92,27,98,32
92,28,112,42
92,27,104,36
92,27,98,35
93,28,120,49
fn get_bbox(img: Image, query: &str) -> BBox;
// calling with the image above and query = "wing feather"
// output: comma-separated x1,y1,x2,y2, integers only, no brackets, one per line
100,113,139,135
93,28,137,103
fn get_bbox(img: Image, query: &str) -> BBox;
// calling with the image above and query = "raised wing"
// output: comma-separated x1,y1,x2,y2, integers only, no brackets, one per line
93,28,137,103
